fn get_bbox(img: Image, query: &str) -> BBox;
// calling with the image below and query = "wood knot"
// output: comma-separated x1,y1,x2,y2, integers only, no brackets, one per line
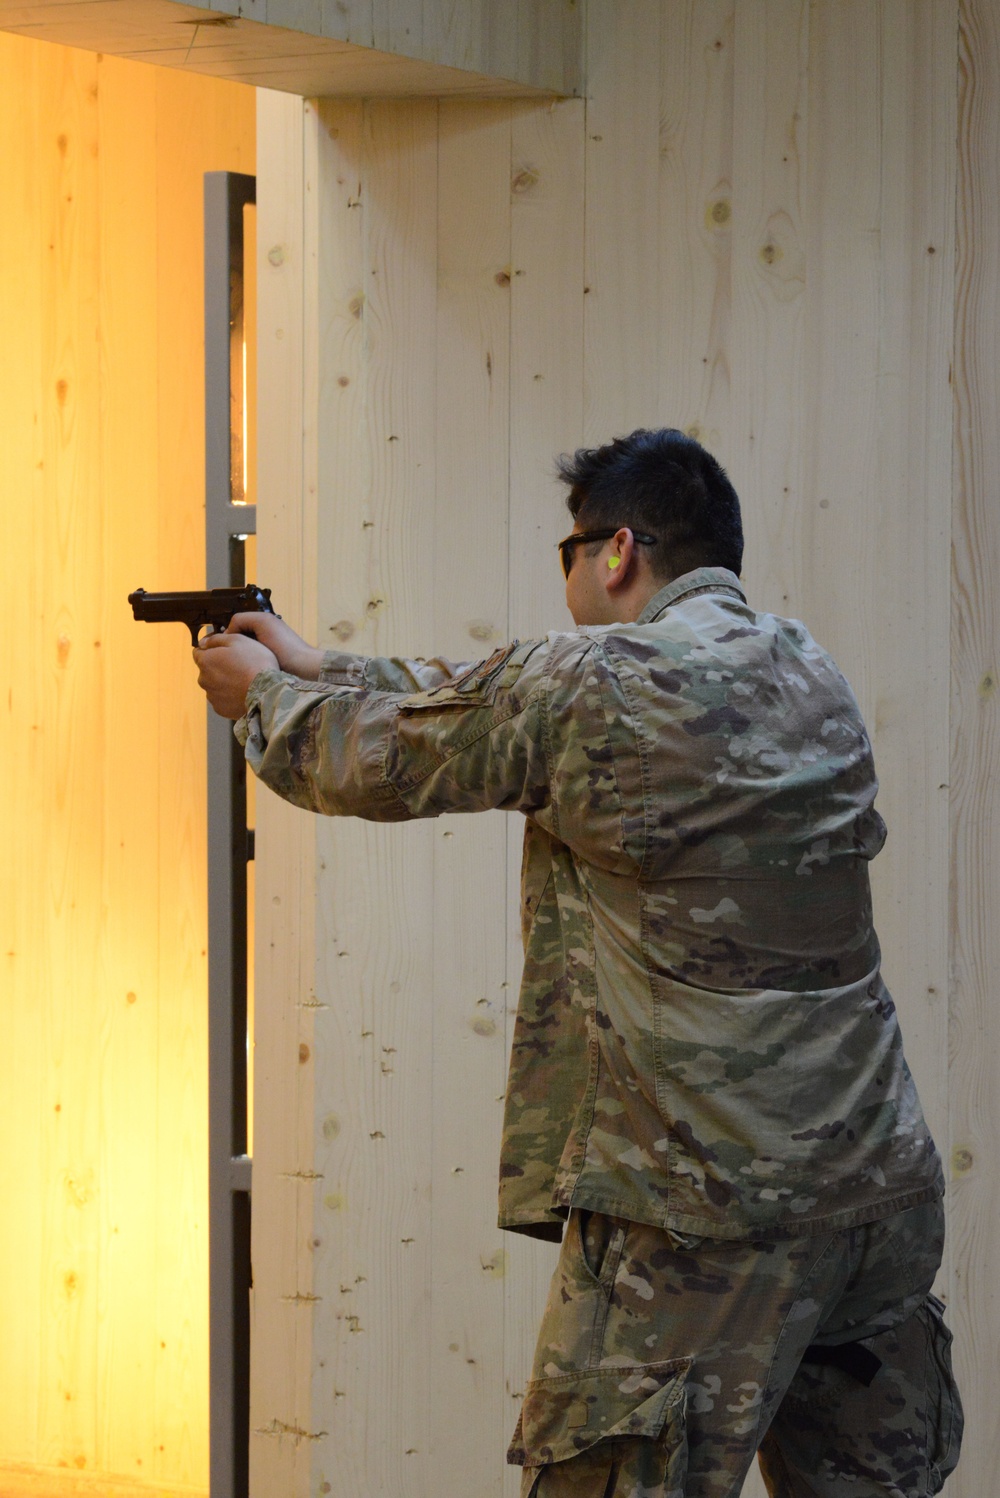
511,168,539,194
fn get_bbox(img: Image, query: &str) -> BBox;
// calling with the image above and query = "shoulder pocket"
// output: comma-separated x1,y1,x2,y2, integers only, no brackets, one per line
398,642,524,713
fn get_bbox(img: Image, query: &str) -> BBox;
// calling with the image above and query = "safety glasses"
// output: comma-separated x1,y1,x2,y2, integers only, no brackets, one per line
557,528,659,579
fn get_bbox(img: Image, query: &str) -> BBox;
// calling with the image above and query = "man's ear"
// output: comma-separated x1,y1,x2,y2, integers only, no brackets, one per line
604,528,636,591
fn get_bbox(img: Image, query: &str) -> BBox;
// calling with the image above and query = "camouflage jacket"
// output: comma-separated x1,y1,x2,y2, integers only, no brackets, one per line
237,567,943,1242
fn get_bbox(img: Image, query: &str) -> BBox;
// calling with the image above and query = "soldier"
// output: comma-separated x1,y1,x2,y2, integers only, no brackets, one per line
195,429,962,1497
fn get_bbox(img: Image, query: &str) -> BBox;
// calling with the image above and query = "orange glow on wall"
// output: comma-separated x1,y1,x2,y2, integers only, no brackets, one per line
0,34,254,1495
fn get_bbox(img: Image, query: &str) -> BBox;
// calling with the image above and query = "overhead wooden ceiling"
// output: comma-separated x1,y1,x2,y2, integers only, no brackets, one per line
0,0,581,96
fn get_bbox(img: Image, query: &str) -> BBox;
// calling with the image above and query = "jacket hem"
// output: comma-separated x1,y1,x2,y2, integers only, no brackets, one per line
542,1179,944,1241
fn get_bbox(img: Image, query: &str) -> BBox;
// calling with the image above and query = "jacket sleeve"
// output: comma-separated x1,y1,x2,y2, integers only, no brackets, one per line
317,649,475,693
235,638,555,822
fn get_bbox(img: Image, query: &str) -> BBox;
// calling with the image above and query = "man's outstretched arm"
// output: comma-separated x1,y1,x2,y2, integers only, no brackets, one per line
194,614,561,825
193,609,478,708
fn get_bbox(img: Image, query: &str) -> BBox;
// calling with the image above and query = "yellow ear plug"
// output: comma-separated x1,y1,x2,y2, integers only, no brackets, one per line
608,557,621,569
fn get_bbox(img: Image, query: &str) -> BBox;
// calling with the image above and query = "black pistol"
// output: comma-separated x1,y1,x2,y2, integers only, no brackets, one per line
128,585,276,646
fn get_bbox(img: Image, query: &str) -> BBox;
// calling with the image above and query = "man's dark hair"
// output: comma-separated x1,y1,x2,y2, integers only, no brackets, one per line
557,428,743,580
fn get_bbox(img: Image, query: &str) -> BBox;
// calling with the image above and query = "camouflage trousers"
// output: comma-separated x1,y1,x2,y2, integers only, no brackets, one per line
508,1200,961,1497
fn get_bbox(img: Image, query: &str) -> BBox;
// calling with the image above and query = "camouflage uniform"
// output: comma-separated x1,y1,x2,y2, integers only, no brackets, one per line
508,1201,960,1496
236,567,959,1494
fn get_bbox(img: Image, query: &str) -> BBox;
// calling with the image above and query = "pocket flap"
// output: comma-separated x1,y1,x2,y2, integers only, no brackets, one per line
509,1358,690,1467
398,643,523,712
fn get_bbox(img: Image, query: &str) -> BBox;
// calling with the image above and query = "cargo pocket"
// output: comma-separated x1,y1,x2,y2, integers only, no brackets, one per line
922,1295,963,1494
508,1359,690,1498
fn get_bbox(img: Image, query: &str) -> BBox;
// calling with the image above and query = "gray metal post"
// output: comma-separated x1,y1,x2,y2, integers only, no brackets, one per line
205,168,257,1498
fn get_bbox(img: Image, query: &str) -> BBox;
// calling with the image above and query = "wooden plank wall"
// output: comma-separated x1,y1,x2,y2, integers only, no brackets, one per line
0,35,254,1495
254,2,996,1493
951,3,1000,1496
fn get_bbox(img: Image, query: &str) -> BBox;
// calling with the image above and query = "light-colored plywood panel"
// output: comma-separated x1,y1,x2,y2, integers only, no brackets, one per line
34,43,105,1474
0,30,47,1468
583,0,662,439
250,87,316,1498
730,0,808,620
307,99,440,1498
950,2,1000,1491
0,1463,206,1497
428,99,513,1496
0,34,251,1494
797,0,883,713
93,52,162,1483
508,97,584,641
657,0,735,455
297,101,371,1498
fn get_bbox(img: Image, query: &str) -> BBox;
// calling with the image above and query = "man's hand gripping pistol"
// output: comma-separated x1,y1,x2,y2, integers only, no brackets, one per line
129,586,326,720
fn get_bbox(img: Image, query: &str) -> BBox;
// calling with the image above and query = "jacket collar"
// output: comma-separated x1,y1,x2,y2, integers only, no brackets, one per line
637,567,747,626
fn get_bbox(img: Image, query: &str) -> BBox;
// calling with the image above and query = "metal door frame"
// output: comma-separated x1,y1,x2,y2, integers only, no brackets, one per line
205,168,257,1498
